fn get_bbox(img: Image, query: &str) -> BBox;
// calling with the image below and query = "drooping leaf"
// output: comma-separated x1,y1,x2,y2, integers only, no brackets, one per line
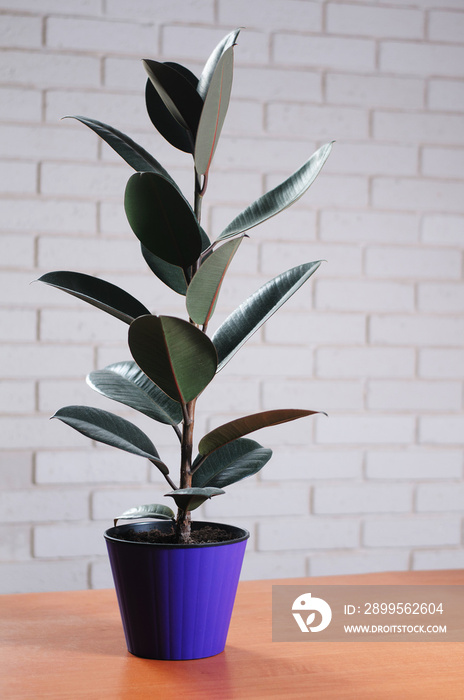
198,409,322,457
212,261,321,370
143,59,203,142
186,236,243,325
192,438,272,488
52,406,169,474
114,503,175,527
124,171,202,269
165,487,224,512
194,46,234,176
87,361,183,426
217,142,334,241
197,28,240,100
65,116,175,183
129,315,218,404
37,271,150,325
145,79,194,154
141,245,188,295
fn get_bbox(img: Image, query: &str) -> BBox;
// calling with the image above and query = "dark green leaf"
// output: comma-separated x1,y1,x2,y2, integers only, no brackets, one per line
164,62,199,89
165,487,224,512
197,29,240,100
125,171,202,269
87,361,183,426
198,409,322,457
143,59,203,140
212,261,321,370
37,271,150,325
129,315,218,403
114,503,175,527
192,438,272,488
145,79,194,154
141,227,210,296
194,46,234,176
64,116,175,182
186,236,243,325
52,406,169,474
217,142,334,241
200,226,212,250
145,62,198,153
141,245,188,295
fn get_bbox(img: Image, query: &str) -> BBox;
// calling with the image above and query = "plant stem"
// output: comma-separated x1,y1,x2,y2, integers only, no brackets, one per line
176,398,196,542
174,170,206,543
194,173,203,225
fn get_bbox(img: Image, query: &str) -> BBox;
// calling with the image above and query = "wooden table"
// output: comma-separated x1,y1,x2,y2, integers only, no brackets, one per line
1,570,463,699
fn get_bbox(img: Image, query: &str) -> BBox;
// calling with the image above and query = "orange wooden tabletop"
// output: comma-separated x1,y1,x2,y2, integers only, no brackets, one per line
1,569,463,699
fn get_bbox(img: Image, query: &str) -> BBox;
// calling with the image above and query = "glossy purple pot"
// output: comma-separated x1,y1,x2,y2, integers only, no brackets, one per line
104,520,249,660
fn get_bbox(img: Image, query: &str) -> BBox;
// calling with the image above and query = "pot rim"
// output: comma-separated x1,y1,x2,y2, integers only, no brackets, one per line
104,519,250,549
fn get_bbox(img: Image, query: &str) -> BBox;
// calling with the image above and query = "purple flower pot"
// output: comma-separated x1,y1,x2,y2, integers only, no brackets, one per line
104,520,249,660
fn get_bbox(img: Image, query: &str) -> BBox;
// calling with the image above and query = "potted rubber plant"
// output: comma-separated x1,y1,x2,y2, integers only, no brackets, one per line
38,29,333,659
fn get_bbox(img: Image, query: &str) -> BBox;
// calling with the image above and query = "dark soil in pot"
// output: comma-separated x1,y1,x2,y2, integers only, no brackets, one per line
112,523,239,544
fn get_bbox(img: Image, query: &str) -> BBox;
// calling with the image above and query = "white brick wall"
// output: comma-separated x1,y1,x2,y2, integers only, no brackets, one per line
1,0,463,593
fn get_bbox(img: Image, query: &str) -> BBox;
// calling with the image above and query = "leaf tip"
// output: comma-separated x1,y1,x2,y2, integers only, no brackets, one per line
61,115,81,122
232,27,243,43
